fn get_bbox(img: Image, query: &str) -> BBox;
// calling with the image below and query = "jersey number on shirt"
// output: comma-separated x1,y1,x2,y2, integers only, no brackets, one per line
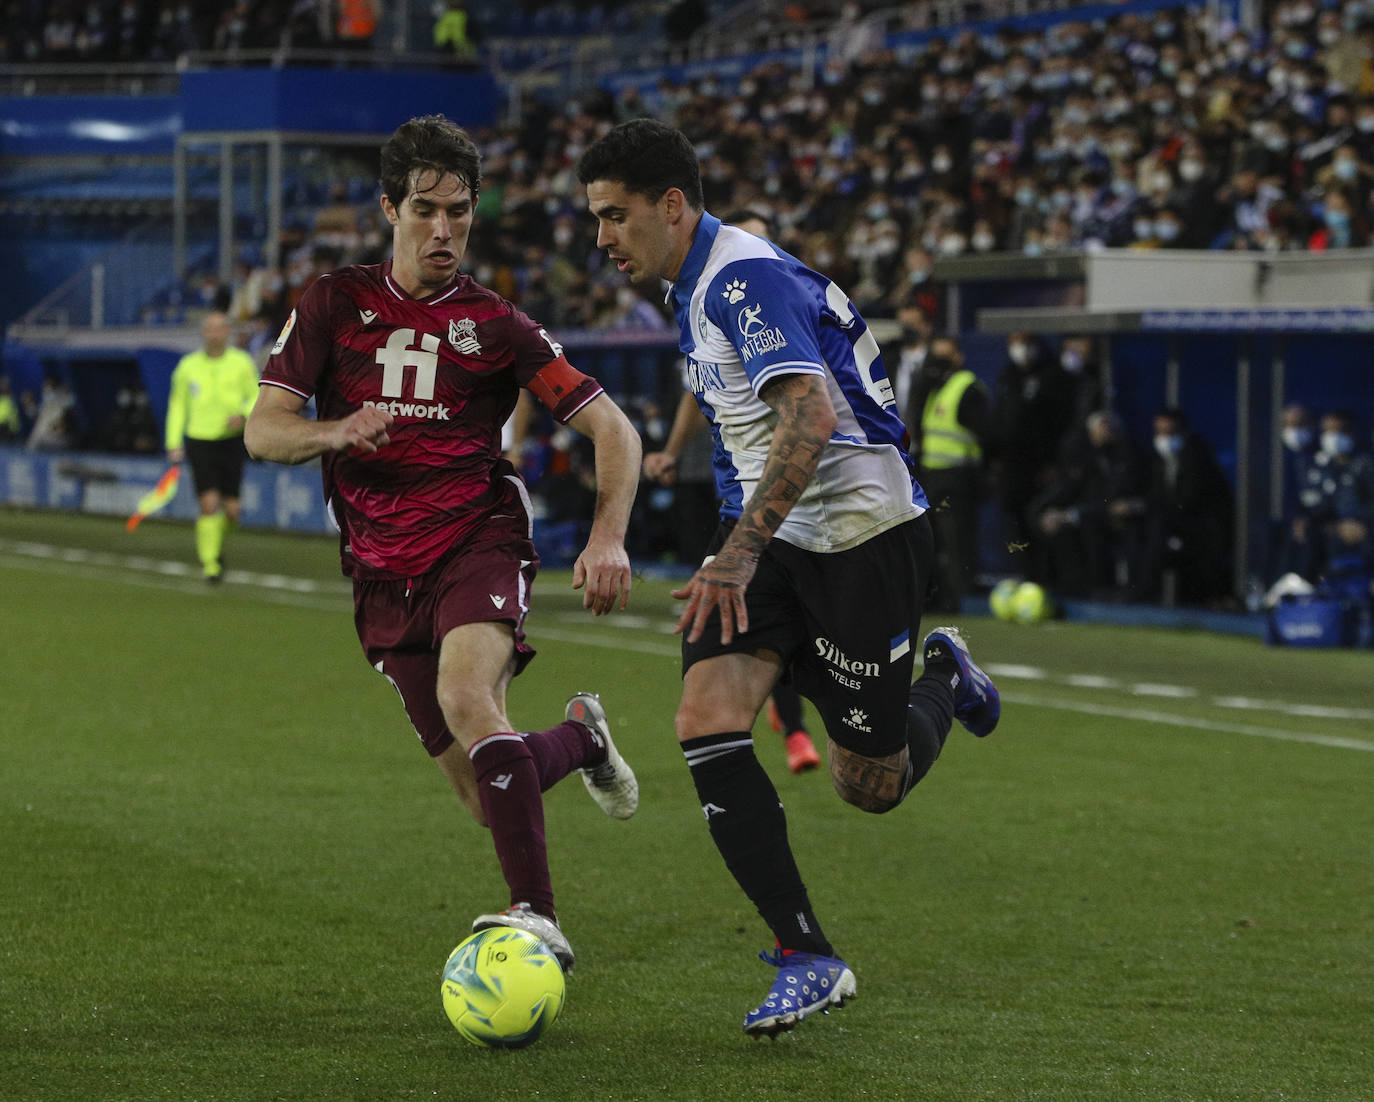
376,329,442,400
823,283,895,409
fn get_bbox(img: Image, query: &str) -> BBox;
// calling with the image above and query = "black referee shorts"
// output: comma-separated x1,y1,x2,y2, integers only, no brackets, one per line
681,513,933,757
184,435,247,498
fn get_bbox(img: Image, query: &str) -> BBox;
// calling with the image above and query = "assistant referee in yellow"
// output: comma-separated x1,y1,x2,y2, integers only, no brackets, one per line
165,311,259,583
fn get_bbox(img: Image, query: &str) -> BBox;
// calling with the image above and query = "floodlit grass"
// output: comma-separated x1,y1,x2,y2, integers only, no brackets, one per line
2,508,1371,1101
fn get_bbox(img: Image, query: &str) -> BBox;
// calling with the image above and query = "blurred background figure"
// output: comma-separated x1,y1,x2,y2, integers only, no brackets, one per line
1028,409,1145,600
433,0,480,63
97,383,160,455
907,334,989,613
0,377,21,443
1142,408,1235,608
26,373,77,452
1282,409,1374,586
164,312,260,584
990,331,1077,565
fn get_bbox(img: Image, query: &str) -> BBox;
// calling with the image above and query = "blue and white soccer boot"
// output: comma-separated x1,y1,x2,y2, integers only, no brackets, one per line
922,625,1001,737
742,949,857,1038
567,692,639,820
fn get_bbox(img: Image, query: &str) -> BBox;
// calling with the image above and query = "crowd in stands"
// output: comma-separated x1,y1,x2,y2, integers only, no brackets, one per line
9,0,1374,610
0,0,673,64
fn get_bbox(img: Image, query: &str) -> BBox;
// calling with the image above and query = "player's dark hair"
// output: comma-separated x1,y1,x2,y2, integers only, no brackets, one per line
380,114,482,209
576,119,704,210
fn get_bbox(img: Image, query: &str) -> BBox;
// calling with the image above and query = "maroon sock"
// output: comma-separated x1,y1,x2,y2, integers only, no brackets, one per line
469,733,555,920
521,720,607,792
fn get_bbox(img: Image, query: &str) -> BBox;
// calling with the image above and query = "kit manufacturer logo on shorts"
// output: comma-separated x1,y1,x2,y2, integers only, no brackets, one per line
448,317,482,354
842,707,871,733
815,635,879,690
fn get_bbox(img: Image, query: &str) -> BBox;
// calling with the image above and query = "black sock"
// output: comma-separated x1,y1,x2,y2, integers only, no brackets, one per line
901,649,958,798
682,732,833,957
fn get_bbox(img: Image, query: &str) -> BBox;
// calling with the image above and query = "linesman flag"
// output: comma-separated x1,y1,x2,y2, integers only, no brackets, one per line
126,464,182,531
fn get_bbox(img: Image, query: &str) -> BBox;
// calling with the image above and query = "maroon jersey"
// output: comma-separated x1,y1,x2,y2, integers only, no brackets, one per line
260,261,602,578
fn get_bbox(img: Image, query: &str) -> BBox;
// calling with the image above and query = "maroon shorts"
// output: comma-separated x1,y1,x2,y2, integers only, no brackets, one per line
353,517,540,757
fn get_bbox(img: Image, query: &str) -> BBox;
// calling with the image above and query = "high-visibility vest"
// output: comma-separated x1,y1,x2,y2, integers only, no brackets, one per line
920,370,982,469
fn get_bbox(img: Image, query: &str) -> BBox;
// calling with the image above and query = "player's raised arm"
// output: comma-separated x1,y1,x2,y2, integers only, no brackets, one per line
564,392,642,615
245,384,393,465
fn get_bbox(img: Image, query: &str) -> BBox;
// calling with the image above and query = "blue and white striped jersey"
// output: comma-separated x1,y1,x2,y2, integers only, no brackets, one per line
668,212,928,554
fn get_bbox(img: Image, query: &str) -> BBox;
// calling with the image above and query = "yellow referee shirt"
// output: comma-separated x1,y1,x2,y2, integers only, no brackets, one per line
165,346,259,449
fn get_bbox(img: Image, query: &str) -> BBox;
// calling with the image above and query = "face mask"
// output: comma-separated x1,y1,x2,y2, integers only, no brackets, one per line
1008,342,1029,365
1061,348,1084,373
932,155,953,173
1321,430,1354,456
925,355,956,377
972,231,996,252
1157,220,1181,242
1282,426,1313,452
1179,160,1204,181
1333,159,1357,181
1134,219,1155,239
1154,433,1183,458
1015,185,1037,206
1358,117,1374,133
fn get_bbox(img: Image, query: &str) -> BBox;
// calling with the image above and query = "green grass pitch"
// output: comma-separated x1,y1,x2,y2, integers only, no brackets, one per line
2,508,1371,1101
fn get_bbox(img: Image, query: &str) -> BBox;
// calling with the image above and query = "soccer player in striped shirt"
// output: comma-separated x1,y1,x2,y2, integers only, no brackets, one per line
580,119,1001,1036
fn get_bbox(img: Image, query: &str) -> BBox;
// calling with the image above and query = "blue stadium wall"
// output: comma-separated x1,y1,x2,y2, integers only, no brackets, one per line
0,68,499,332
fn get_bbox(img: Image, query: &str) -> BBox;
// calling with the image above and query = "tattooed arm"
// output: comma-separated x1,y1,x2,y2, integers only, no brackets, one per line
673,373,838,644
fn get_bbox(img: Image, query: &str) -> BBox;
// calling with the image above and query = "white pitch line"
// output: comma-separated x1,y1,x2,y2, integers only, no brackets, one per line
1006,692,1374,752
4,538,1370,746
1213,696,1374,722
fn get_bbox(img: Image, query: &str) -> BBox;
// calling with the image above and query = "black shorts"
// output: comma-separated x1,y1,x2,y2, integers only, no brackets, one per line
184,436,247,498
682,514,933,757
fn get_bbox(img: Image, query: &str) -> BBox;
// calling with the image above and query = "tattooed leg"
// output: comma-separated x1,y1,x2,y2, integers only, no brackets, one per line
828,741,910,814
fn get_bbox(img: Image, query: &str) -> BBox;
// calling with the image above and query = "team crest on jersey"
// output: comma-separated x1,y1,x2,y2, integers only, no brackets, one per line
722,278,747,304
270,309,297,356
448,317,482,354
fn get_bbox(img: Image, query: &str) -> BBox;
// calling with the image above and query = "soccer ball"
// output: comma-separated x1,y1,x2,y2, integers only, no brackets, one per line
1010,581,1053,624
989,578,1020,621
441,927,566,1049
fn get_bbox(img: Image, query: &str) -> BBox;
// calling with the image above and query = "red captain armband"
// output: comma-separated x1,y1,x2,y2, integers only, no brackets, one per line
527,355,602,422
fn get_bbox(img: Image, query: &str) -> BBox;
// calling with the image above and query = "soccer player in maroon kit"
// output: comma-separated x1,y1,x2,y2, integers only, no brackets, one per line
244,115,642,971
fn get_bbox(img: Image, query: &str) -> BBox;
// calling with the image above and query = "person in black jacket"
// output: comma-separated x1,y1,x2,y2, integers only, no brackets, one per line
1028,409,1145,599
1142,407,1235,607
